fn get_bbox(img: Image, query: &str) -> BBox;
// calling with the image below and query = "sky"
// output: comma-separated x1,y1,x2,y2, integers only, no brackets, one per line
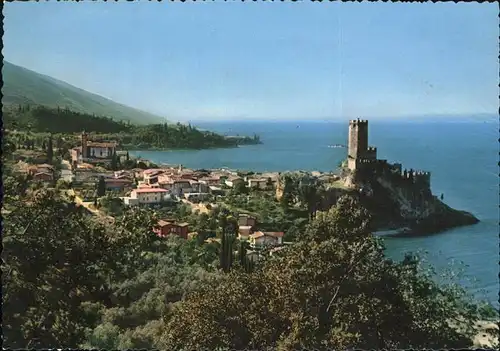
3,1,498,121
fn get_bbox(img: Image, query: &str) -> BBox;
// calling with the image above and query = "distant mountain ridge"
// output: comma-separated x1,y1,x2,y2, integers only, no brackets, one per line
1,60,167,124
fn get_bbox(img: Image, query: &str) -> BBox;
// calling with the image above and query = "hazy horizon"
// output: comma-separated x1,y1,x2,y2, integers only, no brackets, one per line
3,2,498,121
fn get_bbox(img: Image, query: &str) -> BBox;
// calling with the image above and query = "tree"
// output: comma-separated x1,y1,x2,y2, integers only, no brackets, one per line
280,174,295,209
159,195,484,350
110,151,117,171
47,136,53,163
2,190,117,348
298,177,323,220
233,181,249,195
96,176,106,197
216,210,237,273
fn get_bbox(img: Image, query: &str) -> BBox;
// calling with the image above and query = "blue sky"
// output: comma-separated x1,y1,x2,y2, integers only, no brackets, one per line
3,1,498,121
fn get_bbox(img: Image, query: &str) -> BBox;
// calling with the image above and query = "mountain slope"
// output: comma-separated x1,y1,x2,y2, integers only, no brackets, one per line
1,60,166,124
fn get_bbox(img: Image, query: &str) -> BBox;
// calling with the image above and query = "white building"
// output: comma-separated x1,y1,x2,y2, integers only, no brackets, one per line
247,178,269,190
225,177,245,188
129,188,170,205
249,231,284,247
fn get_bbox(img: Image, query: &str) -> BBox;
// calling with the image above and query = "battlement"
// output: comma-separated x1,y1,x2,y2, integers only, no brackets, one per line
349,118,368,126
358,158,378,164
401,168,431,185
367,146,377,152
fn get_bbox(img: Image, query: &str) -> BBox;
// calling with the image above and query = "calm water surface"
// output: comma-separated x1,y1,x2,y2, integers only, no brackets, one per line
132,119,498,306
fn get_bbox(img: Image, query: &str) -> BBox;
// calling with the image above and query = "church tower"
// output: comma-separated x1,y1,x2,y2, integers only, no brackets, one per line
81,131,89,159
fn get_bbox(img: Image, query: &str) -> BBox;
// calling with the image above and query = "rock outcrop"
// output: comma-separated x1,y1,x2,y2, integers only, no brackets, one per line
356,173,479,235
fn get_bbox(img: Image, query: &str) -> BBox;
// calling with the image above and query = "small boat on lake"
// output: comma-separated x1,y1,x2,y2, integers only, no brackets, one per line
328,144,346,148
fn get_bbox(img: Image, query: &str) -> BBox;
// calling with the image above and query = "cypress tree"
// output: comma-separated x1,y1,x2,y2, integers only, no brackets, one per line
238,240,248,268
110,151,117,170
219,231,227,272
96,176,106,197
47,136,53,163
244,255,254,273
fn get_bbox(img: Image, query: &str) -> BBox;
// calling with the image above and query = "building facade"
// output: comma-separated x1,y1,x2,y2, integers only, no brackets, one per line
71,131,117,165
154,220,189,239
130,188,169,204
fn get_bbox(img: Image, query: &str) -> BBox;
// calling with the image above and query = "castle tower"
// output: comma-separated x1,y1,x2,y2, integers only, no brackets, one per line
348,118,368,160
346,118,378,171
81,131,88,158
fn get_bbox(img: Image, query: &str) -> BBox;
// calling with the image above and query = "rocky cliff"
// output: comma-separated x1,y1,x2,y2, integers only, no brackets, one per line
355,173,479,235
277,168,479,236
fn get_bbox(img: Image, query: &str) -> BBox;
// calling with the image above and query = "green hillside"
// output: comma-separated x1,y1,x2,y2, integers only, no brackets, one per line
1,60,166,124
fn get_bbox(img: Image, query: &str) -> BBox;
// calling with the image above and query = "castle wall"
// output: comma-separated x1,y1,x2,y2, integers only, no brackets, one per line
364,146,377,160
347,157,357,171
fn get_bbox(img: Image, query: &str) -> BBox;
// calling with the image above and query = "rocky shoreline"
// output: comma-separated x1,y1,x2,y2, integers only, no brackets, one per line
316,171,480,237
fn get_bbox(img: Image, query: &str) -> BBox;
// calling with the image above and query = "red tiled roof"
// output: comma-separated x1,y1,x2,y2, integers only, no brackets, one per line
133,188,169,193
250,231,284,239
143,168,163,175
158,220,173,227
157,220,189,228
249,231,265,239
145,171,164,178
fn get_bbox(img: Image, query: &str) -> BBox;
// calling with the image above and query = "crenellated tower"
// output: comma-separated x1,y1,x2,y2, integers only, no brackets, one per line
347,118,377,171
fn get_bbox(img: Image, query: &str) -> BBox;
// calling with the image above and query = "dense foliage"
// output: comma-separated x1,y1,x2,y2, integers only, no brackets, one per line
1,173,497,349
160,196,492,350
3,105,261,149
222,189,308,242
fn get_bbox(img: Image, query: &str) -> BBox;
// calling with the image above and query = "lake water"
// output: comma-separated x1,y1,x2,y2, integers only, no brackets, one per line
131,118,498,306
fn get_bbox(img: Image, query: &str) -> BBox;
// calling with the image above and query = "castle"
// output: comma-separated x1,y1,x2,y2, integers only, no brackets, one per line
346,119,431,187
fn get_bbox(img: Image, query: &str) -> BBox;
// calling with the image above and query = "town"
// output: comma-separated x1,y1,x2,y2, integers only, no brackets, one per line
5,119,441,260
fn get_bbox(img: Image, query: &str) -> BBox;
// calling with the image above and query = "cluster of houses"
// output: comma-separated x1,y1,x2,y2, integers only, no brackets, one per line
14,162,56,182
152,212,288,261
119,165,280,206
14,131,289,261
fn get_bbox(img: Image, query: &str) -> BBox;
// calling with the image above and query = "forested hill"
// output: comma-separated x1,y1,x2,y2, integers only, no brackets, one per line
3,105,261,149
1,60,165,124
